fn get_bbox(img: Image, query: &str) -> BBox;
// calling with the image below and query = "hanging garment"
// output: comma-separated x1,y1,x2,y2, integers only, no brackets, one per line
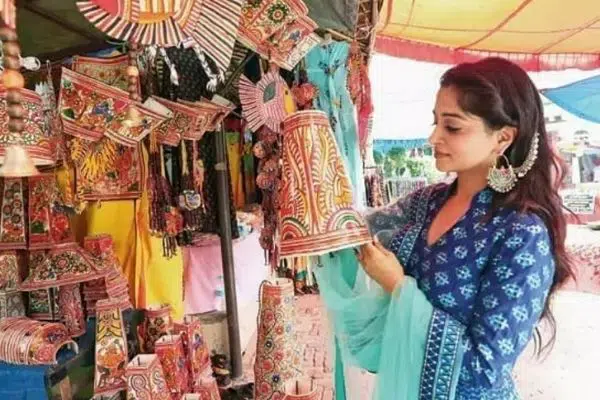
158,47,218,102
225,131,245,209
70,146,185,321
316,183,556,400
198,133,240,240
305,41,365,207
242,127,257,204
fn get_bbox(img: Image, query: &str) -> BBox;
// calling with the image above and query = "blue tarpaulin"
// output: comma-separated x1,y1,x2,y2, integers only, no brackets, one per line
541,75,600,124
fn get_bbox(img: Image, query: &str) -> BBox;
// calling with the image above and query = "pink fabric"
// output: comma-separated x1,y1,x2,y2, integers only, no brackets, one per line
183,232,267,315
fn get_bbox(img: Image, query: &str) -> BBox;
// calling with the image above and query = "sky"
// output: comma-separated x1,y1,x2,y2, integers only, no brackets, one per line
369,54,600,140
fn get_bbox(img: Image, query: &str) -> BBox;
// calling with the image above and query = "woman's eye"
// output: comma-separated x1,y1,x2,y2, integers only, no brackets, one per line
446,126,460,133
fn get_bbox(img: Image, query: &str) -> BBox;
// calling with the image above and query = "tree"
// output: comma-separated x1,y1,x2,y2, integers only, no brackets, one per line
373,150,384,165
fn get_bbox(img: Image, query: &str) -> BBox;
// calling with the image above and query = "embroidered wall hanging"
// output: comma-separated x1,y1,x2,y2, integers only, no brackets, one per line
72,54,141,93
239,68,296,132
57,284,86,337
0,86,54,166
278,110,370,258
237,0,317,69
125,353,171,400
254,278,302,400
178,98,235,140
59,67,166,147
27,174,74,249
68,137,143,201
94,298,129,395
144,96,208,146
155,334,191,398
20,243,107,291
76,0,244,74
269,21,320,71
0,179,26,250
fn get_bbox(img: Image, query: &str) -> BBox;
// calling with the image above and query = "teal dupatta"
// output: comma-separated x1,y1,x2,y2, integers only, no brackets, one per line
315,186,464,399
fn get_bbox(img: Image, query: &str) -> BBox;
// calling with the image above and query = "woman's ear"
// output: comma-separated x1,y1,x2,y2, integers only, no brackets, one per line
496,126,517,154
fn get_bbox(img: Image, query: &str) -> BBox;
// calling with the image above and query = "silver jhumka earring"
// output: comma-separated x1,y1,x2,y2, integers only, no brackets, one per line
487,132,540,193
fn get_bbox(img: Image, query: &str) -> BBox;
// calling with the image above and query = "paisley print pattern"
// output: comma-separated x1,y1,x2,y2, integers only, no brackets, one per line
57,284,86,337
278,110,370,258
125,354,171,400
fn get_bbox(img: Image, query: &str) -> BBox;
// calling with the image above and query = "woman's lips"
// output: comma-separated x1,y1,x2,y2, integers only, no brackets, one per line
434,152,450,158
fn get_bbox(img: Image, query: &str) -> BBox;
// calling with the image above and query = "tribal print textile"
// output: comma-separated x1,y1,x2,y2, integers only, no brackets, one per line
0,250,21,291
72,54,140,93
57,284,86,337
155,334,191,398
28,174,74,250
278,110,370,258
254,278,302,400
0,86,54,166
126,354,171,400
0,179,26,249
173,318,210,391
59,67,166,147
239,68,296,132
0,290,25,319
94,299,129,395
76,0,243,73
138,305,173,353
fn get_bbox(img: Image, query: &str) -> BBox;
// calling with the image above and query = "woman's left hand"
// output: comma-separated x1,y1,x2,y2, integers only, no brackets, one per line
356,239,405,293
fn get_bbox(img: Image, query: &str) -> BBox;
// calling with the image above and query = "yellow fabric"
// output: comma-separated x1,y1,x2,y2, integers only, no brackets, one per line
226,132,245,209
378,0,600,54
70,145,184,321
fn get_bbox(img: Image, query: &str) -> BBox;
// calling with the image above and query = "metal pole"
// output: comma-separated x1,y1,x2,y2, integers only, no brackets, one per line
214,123,243,379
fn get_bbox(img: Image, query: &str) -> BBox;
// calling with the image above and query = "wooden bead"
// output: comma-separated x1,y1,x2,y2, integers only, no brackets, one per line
130,93,140,102
7,104,26,119
2,70,24,89
2,41,20,57
8,119,25,132
0,28,17,42
126,65,139,77
2,55,20,70
6,91,22,105
128,76,138,85
127,83,138,93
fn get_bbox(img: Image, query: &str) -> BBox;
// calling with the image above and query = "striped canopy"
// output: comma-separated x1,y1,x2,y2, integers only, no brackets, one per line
375,0,600,71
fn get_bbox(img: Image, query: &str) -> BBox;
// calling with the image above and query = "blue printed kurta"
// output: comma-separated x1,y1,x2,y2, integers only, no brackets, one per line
374,183,555,399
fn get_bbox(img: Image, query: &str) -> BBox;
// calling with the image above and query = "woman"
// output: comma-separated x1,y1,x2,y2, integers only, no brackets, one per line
315,58,573,400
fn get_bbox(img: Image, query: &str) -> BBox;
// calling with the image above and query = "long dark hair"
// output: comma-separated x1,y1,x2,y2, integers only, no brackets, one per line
440,57,574,356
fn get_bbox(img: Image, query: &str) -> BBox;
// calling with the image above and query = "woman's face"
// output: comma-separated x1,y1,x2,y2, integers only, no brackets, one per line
429,85,502,174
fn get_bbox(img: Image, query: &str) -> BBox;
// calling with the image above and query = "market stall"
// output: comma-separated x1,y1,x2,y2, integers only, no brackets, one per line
0,0,381,398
